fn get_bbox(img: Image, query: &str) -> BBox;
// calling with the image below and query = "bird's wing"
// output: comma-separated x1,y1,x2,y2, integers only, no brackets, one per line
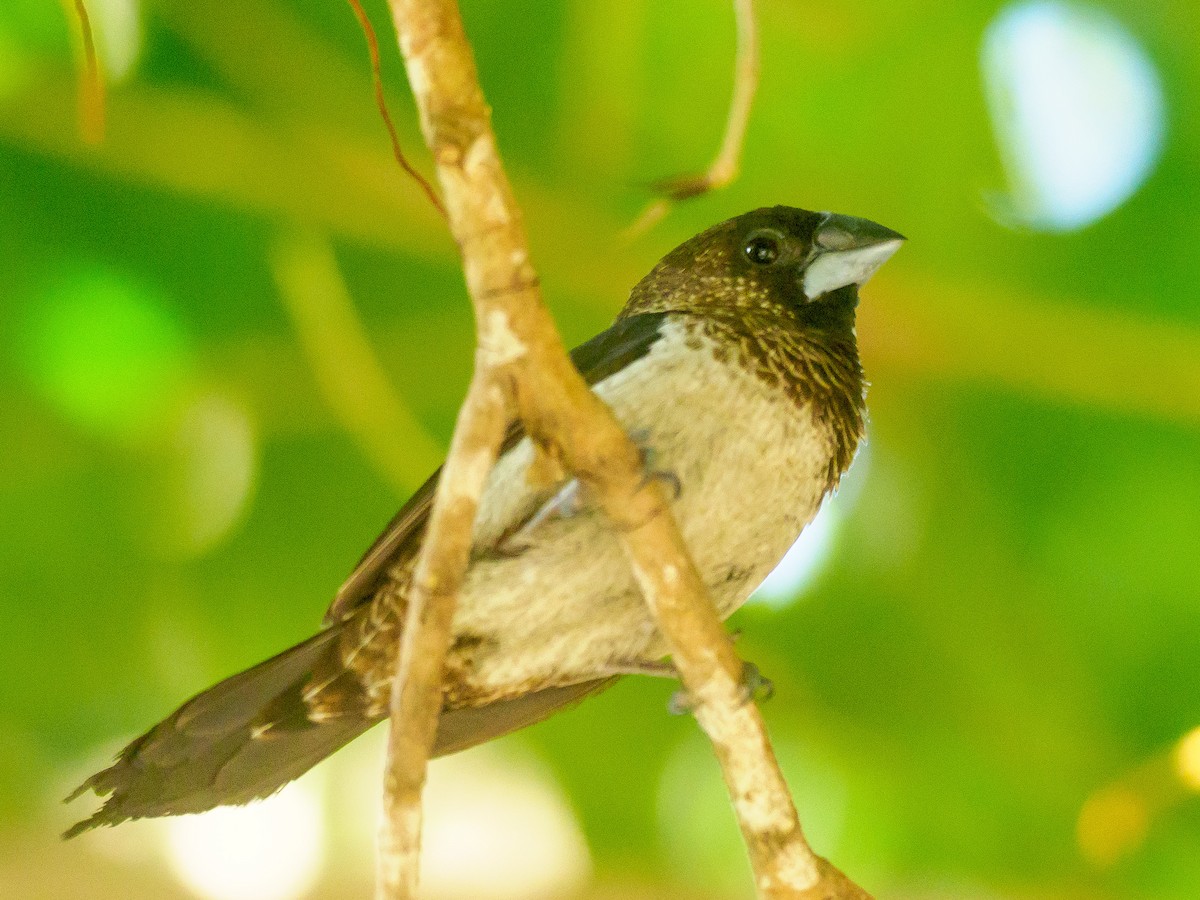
433,677,618,756
324,312,669,624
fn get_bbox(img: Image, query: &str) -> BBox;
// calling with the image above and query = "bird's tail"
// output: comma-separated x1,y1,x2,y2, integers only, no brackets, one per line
65,617,618,839
64,623,374,838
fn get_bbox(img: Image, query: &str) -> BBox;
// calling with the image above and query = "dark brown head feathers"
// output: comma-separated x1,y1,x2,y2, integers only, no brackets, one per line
623,205,903,489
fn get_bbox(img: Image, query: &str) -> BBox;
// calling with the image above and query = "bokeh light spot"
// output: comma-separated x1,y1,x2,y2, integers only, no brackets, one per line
420,749,592,899
0,0,140,81
89,0,143,82
982,1,1165,231
144,391,259,559
164,782,325,900
750,502,839,608
1076,784,1148,867
21,270,191,438
748,445,871,608
1173,726,1200,792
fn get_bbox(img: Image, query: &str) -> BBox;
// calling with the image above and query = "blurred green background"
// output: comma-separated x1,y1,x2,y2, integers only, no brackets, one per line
2,0,1199,897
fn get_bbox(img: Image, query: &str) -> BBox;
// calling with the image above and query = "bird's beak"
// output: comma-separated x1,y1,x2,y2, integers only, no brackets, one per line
801,213,905,300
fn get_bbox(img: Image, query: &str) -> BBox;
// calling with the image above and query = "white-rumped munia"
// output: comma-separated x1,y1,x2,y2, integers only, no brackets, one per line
66,206,903,835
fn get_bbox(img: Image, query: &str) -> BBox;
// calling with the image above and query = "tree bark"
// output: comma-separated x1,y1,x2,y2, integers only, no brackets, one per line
375,2,872,897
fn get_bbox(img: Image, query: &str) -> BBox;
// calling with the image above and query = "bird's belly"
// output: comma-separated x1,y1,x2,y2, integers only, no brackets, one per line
450,332,837,704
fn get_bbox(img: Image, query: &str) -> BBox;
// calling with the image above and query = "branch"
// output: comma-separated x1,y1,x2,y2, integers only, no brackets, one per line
628,0,760,236
377,373,511,899
377,1,868,897
63,0,105,144
344,0,445,216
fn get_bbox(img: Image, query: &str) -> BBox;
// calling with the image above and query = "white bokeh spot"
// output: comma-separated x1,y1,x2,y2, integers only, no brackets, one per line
420,750,592,899
163,782,325,900
171,391,258,557
89,0,143,82
982,1,1165,231
750,502,839,608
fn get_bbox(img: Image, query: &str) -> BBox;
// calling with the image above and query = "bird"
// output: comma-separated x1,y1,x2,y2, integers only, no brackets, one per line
65,205,903,837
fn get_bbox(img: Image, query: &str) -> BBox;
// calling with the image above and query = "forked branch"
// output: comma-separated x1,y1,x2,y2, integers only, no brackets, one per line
375,1,868,897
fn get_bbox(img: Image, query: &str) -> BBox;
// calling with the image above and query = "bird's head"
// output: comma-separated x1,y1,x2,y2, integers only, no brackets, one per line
624,205,904,336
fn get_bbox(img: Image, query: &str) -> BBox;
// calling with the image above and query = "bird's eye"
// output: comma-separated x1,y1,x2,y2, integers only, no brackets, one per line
743,230,782,266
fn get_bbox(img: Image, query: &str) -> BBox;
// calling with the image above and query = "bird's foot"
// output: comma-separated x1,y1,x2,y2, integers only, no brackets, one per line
629,427,682,500
668,661,774,715
737,661,775,704
667,687,693,716
643,468,683,501
493,477,585,556
492,428,679,555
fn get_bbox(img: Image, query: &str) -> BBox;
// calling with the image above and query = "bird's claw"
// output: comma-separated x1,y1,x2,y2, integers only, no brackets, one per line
667,688,693,716
667,661,774,715
738,661,775,704
630,427,682,500
643,469,683,500
494,428,680,555
494,478,584,555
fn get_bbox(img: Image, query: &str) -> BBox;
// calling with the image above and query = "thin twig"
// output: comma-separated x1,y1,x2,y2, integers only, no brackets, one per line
64,0,105,144
375,1,867,897
269,227,444,495
707,0,760,190
345,0,446,217
377,374,512,899
627,0,760,237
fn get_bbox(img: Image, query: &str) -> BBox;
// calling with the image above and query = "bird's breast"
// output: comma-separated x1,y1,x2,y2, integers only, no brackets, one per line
449,318,844,703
